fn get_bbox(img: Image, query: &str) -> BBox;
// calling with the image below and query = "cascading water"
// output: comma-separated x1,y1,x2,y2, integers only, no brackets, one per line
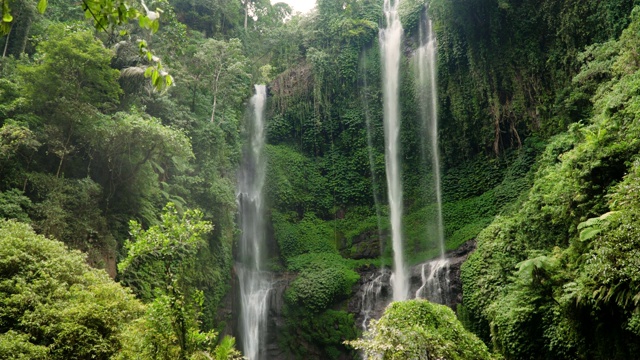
416,13,445,257
355,9,453,345
237,85,271,360
414,258,450,304
380,0,408,302
359,269,390,330
414,10,448,303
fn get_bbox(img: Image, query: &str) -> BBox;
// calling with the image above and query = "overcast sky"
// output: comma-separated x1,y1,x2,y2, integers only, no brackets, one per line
272,0,316,14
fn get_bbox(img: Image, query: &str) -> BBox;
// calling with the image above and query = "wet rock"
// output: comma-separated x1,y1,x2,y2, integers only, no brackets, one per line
265,273,295,360
349,240,477,331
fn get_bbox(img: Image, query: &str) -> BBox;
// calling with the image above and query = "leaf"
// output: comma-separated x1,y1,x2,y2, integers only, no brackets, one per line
151,69,159,85
2,13,13,23
138,16,149,28
579,227,602,242
577,211,616,241
37,0,48,14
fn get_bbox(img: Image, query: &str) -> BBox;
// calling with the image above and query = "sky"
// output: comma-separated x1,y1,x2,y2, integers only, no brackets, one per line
272,0,316,14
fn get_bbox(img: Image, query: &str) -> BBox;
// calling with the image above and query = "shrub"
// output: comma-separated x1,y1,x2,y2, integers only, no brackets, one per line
347,300,492,360
0,219,143,359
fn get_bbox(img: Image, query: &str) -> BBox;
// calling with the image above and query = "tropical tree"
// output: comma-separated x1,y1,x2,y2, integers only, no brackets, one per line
118,203,241,360
0,219,144,359
190,38,250,123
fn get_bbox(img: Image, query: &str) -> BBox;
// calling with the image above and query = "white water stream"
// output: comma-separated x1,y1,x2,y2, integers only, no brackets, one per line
415,258,450,303
414,12,448,299
416,15,445,257
237,85,271,360
380,0,408,302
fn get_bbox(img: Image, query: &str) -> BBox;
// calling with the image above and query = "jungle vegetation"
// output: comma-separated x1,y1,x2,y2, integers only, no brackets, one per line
2,0,640,358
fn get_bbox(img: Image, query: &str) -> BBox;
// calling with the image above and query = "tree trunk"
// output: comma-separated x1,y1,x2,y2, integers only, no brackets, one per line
210,68,222,123
210,95,218,123
6,4,34,58
2,24,12,58
56,126,74,178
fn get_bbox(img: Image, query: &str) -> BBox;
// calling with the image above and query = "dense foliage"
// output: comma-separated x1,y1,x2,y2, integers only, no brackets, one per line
430,0,638,161
461,8,640,358
0,219,143,359
348,300,492,359
117,204,243,360
0,218,243,360
1,0,264,354
4,0,640,357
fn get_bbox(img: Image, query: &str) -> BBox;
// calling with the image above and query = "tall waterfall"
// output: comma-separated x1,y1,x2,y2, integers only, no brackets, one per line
414,12,448,304
380,0,407,302
237,85,271,360
416,15,445,257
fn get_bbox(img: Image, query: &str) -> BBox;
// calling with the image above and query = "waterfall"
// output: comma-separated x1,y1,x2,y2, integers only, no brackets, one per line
416,14,445,257
237,84,271,360
413,10,448,306
380,0,408,302
359,269,390,330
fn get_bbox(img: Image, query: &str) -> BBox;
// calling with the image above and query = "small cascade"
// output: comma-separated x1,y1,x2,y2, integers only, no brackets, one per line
237,268,272,360
359,269,391,331
380,0,408,302
237,85,271,360
353,257,455,333
414,258,450,304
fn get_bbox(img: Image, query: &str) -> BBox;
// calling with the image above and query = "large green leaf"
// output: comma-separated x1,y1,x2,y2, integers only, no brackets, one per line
37,0,48,14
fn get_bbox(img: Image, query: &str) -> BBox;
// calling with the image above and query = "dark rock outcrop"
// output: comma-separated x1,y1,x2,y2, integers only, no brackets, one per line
349,240,477,330
264,273,295,359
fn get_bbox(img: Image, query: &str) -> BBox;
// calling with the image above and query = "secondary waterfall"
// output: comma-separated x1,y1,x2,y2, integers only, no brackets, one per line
380,0,408,302
416,14,445,257
413,11,448,304
359,269,391,330
237,85,271,360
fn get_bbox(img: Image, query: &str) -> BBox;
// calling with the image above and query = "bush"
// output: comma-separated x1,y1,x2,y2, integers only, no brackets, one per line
285,253,359,313
272,212,338,262
280,309,359,360
0,219,143,359
347,300,493,360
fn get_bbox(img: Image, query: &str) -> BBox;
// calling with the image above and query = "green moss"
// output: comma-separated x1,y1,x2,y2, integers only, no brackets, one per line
272,212,338,263
280,308,358,360
285,253,359,313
